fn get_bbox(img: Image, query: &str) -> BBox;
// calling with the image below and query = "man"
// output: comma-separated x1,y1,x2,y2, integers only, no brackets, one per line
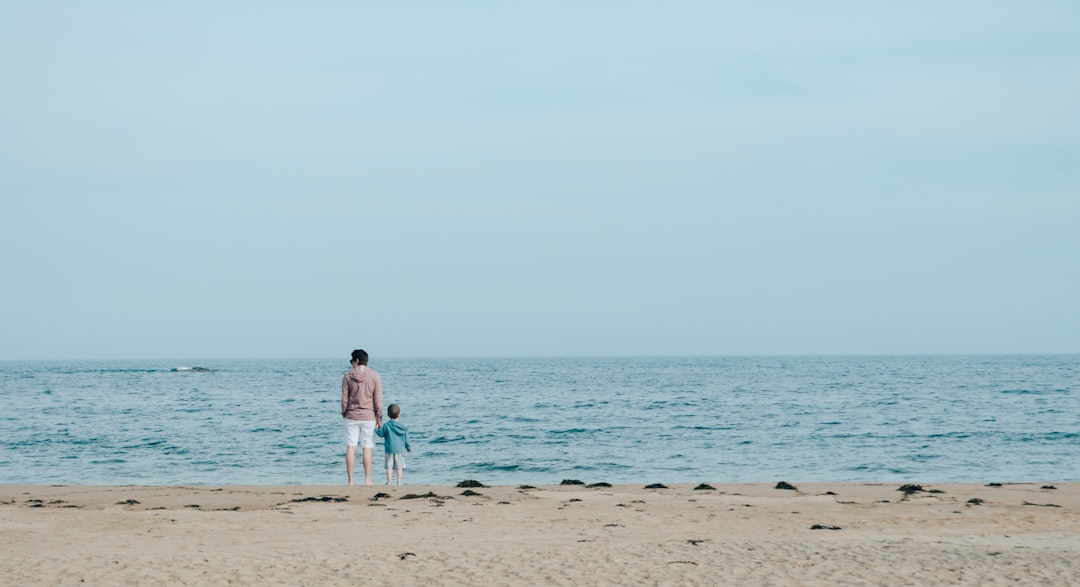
341,349,383,485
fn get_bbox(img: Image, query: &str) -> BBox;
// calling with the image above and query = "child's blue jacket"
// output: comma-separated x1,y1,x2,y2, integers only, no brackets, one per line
376,420,411,454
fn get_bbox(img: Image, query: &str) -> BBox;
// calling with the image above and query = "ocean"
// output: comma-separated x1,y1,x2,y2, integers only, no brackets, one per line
1,355,1077,486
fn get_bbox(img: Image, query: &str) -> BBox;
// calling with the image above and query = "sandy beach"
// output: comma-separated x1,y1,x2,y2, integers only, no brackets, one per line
2,482,1077,586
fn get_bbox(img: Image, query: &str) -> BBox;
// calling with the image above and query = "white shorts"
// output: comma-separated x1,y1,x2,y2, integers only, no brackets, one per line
344,419,376,449
385,453,406,470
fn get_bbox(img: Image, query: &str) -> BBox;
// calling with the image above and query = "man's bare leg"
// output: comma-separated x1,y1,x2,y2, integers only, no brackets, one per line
362,447,374,486
396,468,404,485
345,446,357,485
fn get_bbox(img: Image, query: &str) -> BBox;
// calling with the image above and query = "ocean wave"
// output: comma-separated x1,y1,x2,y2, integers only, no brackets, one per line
1000,388,1071,395
429,436,467,444
456,462,553,473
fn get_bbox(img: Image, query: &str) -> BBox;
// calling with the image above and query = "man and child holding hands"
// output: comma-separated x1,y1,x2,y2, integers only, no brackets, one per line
341,349,411,486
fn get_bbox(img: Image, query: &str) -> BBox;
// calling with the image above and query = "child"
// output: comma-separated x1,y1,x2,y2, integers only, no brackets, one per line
375,403,411,485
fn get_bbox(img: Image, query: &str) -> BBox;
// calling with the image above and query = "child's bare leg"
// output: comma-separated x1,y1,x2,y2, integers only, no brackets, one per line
395,468,404,485
385,469,392,485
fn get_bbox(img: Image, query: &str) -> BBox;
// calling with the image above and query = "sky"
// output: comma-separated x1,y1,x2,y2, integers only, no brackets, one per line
1,1,1078,360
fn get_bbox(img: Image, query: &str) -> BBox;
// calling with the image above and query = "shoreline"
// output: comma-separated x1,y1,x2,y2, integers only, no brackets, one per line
3,482,1078,585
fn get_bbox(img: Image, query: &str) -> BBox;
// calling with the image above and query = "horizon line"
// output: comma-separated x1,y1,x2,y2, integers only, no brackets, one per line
3,351,1079,363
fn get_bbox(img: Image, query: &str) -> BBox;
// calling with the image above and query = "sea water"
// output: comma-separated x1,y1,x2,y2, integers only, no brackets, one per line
0,356,1076,486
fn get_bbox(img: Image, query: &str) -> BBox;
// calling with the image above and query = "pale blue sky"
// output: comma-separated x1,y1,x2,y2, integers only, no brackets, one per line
2,1,1078,359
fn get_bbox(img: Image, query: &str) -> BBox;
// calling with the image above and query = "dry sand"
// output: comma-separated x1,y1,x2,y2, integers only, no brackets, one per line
1,482,1078,586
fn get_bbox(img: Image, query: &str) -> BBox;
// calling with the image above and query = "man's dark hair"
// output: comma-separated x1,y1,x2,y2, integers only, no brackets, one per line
388,404,400,419
351,349,368,365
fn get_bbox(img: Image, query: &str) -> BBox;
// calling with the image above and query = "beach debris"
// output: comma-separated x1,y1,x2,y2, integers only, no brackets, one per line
587,482,612,488
668,561,699,566
568,498,583,503
810,524,842,530
898,484,924,495
1042,485,1058,490
967,498,985,505
775,481,797,491
185,504,201,508
561,479,585,485
644,483,668,489
398,552,416,560
687,539,708,546
371,493,392,500
693,484,715,491
457,479,488,488
460,490,483,497
1022,501,1061,508
987,482,1003,487
497,501,510,505
116,499,140,505
400,492,440,500
291,496,347,503
518,485,536,490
